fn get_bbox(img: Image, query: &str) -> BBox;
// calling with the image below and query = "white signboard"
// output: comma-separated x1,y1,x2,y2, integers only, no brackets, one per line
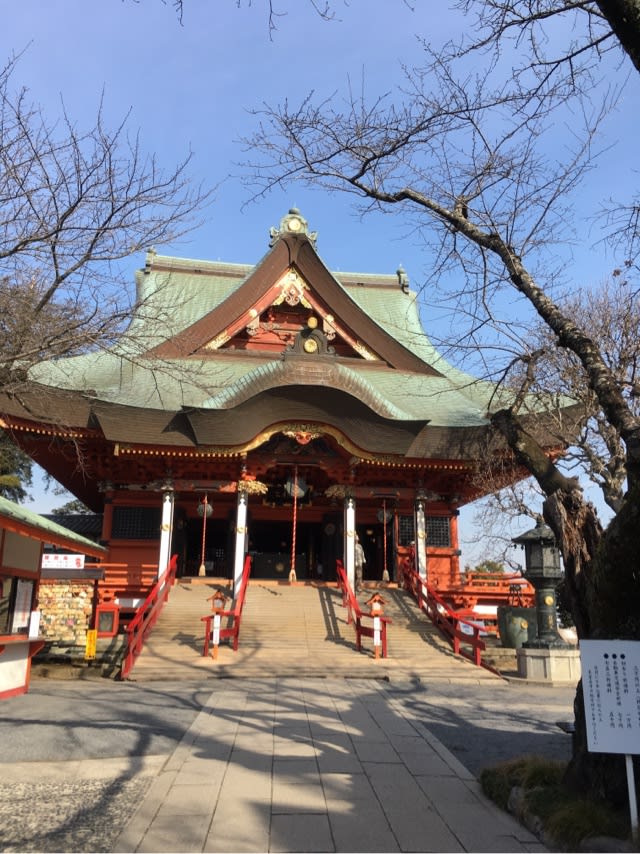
42,553,85,569
11,579,34,631
580,640,640,755
29,610,41,639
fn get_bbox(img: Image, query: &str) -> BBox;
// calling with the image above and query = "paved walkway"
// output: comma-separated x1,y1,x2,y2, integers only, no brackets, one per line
0,676,576,852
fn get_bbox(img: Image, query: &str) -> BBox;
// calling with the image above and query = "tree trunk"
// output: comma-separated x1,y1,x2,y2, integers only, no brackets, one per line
544,486,640,806
493,408,640,805
542,489,602,641
561,481,640,806
596,0,640,74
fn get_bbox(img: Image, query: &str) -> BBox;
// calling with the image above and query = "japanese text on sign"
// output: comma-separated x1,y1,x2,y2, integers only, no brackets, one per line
580,640,640,755
42,553,85,569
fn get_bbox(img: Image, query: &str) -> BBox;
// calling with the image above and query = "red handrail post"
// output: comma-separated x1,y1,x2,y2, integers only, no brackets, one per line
201,615,212,656
121,554,178,679
336,559,392,658
403,564,487,670
204,554,252,655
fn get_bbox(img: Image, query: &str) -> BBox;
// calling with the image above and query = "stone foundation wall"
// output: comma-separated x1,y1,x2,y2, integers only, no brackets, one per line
38,580,95,646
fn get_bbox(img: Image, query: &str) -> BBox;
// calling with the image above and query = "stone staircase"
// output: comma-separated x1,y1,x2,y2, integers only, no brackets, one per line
128,580,503,682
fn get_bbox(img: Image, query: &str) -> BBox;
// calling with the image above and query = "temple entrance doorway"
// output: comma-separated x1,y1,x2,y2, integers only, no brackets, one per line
249,520,326,581
358,520,395,583
183,517,231,578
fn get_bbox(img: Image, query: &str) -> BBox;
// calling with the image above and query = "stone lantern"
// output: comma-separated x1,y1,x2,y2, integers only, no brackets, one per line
512,519,567,649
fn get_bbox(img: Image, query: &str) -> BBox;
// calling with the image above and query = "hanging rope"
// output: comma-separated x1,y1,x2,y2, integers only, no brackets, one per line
199,494,208,576
382,499,388,579
291,466,298,579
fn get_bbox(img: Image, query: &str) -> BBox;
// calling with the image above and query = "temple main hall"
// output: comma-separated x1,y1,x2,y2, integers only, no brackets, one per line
1,209,555,602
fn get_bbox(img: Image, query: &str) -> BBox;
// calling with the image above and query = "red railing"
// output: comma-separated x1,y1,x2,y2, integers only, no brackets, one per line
201,554,252,655
336,560,391,657
120,554,179,679
442,571,534,609
403,565,487,668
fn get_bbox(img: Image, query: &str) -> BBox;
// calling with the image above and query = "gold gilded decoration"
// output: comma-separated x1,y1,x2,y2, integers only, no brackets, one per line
218,478,269,495
116,444,243,458
0,416,89,439
417,530,426,540
203,331,231,351
283,429,320,445
234,479,268,495
325,485,353,500
236,525,247,535
352,340,379,361
272,270,312,309
544,595,554,606
118,422,464,469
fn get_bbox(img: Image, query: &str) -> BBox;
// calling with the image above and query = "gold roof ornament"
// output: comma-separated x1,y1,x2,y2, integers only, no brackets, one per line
269,208,318,247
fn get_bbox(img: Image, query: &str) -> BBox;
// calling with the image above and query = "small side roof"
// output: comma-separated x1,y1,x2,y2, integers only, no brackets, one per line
0,497,106,557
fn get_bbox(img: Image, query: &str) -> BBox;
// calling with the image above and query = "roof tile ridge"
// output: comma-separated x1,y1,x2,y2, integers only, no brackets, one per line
147,255,254,275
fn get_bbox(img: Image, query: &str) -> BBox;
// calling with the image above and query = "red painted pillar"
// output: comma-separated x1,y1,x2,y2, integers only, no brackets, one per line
450,509,461,585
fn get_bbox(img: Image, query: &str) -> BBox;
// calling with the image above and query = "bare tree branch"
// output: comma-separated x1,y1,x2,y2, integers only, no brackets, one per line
0,57,212,393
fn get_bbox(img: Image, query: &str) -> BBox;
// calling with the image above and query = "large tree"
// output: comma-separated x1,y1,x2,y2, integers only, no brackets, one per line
469,274,638,559
242,1,640,805
513,277,639,513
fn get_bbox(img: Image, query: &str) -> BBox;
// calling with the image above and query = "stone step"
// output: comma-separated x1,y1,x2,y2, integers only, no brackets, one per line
128,580,501,683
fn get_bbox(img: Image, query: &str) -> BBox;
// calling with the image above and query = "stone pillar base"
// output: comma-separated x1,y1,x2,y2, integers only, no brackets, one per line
516,647,581,683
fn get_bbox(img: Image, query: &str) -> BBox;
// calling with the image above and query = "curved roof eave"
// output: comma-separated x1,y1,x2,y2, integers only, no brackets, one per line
201,359,418,421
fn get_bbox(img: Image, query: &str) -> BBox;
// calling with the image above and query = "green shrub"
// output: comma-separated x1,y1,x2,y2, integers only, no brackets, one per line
545,799,629,850
480,756,565,810
526,784,572,819
481,756,631,850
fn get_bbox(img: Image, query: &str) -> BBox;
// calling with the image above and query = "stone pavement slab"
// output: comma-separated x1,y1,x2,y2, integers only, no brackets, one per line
114,678,548,853
0,676,573,852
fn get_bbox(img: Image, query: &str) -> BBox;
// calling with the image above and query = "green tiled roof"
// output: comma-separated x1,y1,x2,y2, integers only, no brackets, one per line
30,353,493,425
0,496,106,554
28,239,549,435
129,257,251,349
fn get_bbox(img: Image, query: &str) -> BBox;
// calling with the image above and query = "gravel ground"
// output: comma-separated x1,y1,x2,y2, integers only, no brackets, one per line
0,777,153,853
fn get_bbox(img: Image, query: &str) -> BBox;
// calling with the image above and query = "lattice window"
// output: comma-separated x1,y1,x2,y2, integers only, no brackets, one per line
426,516,451,548
397,515,451,548
398,515,415,546
112,507,162,540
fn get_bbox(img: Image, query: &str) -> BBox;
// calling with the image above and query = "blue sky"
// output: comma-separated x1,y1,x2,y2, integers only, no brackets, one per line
3,1,634,562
